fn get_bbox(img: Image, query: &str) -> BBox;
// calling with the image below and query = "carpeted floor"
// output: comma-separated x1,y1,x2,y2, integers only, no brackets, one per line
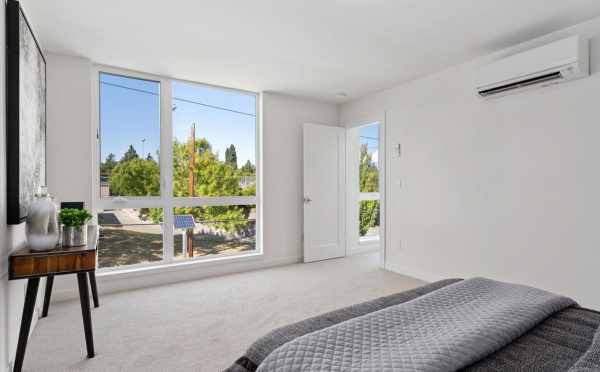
23,253,425,372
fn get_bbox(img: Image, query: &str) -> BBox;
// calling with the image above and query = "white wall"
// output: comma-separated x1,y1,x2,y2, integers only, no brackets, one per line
341,16,600,308
39,53,94,301
46,54,93,208
43,60,340,300
262,92,340,261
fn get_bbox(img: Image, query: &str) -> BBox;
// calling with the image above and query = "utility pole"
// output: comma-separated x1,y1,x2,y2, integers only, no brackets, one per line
141,138,146,157
187,123,195,257
188,123,195,197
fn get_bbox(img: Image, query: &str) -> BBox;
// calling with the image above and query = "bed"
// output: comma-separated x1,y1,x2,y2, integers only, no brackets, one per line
225,279,600,371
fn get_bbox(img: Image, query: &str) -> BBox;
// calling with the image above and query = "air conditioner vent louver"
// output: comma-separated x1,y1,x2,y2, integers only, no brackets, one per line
478,71,563,97
474,36,589,98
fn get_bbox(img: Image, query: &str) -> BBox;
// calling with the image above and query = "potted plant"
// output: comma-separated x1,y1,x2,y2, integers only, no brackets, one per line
59,208,92,247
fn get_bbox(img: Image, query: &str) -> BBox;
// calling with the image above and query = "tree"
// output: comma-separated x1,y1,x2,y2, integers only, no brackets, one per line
359,144,378,193
109,158,160,197
359,144,379,236
240,160,256,175
146,153,154,161
100,153,117,177
167,138,249,233
121,145,139,162
225,144,238,169
113,137,251,234
359,200,379,236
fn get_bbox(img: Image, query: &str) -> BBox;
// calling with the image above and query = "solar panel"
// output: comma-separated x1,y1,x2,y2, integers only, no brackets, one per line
174,214,196,230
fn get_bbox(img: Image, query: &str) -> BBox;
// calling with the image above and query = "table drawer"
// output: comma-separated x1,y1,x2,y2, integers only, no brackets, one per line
10,251,96,279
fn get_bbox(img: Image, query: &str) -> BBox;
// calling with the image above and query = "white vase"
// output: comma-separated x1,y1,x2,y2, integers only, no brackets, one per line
26,186,60,251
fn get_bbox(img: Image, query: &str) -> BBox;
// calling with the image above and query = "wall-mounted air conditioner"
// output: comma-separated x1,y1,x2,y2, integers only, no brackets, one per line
474,35,589,98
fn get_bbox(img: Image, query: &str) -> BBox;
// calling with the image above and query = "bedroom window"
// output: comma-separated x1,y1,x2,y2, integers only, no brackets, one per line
94,67,260,270
171,80,257,261
99,73,161,198
172,205,256,260
97,208,164,268
358,123,380,242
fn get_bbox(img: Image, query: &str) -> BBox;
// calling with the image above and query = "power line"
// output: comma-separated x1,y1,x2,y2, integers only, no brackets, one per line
100,81,256,117
359,135,379,141
101,81,157,96
174,96,255,117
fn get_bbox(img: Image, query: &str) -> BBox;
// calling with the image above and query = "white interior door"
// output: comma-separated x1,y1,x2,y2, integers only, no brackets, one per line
303,123,346,262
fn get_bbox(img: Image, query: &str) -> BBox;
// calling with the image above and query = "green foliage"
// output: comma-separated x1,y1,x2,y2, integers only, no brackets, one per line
172,139,240,198
241,182,256,196
100,153,117,177
59,208,92,227
147,208,164,224
106,135,257,235
165,138,252,233
225,144,238,169
240,160,256,175
110,158,160,197
172,205,249,234
121,144,139,162
359,200,379,236
359,143,379,236
360,144,378,193
202,205,248,232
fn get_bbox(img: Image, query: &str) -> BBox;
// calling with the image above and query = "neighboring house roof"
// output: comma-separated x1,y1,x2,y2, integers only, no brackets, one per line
174,214,195,230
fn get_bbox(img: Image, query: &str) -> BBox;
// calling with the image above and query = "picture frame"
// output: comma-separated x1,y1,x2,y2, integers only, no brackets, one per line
6,0,47,224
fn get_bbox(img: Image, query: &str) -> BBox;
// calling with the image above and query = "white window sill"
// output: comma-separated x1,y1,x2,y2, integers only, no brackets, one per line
97,251,264,281
359,236,380,245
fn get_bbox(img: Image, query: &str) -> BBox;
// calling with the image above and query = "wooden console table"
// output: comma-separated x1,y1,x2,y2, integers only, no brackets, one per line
8,225,99,372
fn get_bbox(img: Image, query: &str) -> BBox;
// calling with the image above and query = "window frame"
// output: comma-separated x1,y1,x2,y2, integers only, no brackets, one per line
91,64,262,272
358,124,381,245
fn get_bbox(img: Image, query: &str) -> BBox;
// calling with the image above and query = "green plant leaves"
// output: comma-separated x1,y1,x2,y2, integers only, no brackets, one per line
59,208,92,227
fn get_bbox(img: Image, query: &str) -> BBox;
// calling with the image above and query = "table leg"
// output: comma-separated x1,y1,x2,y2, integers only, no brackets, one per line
77,272,95,358
13,278,40,372
42,274,54,317
88,271,99,308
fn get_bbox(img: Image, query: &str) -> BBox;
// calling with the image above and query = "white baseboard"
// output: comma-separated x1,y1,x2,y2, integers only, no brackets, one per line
384,261,447,283
51,254,302,302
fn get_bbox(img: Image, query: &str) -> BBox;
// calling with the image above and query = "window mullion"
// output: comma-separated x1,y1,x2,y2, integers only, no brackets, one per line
161,78,174,261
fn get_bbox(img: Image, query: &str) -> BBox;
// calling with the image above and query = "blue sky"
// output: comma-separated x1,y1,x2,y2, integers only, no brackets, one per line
360,122,379,165
100,73,256,167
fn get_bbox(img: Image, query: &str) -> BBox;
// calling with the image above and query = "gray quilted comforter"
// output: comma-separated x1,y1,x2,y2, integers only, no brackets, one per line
256,278,575,372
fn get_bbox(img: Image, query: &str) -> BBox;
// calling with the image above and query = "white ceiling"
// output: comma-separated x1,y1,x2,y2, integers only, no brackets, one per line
21,0,600,103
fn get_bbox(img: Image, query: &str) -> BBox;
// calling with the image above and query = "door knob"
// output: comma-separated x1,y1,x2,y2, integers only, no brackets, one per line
303,197,312,204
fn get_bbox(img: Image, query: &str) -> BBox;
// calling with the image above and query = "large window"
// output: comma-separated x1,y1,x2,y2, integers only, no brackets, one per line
95,68,259,270
171,81,256,198
99,73,161,197
358,123,380,241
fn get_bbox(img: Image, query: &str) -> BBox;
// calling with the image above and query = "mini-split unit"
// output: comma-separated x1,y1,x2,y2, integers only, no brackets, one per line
474,35,589,98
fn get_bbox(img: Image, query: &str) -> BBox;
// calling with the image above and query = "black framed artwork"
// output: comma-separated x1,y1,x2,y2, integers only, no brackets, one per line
6,0,47,224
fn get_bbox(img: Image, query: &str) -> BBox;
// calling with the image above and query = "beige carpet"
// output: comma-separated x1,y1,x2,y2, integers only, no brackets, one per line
24,253,424,372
